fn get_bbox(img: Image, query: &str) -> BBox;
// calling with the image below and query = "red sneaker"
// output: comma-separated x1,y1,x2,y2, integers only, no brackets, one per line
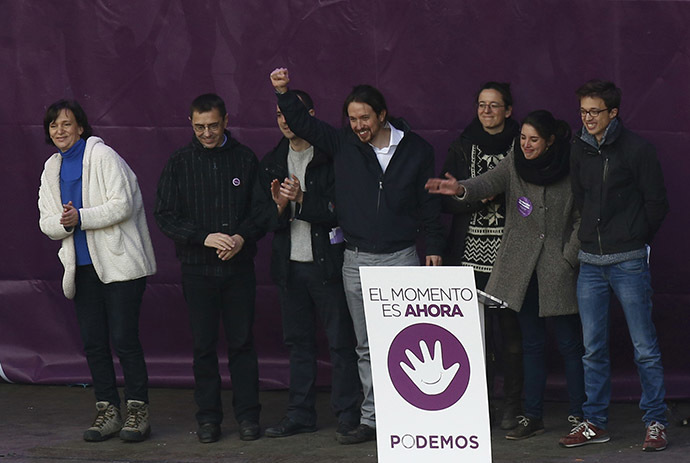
559,420,610,448
642,421,667,451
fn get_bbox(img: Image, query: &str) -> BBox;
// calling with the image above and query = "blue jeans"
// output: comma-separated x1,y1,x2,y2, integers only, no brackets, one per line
577,258,667,428
517,274,585,420
74,265,148,408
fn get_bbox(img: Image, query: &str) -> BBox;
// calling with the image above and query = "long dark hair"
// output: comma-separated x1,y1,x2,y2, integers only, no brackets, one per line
515,110,571,185
342,84,388,122
521,110,571,144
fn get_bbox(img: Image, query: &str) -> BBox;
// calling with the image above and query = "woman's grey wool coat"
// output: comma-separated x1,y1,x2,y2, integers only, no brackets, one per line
457,151,580,317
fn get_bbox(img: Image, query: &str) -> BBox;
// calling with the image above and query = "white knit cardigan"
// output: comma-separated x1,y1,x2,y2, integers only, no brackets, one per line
38,137,157,299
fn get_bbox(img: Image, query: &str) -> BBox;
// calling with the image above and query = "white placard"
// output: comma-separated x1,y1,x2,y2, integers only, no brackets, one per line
361,266,491,463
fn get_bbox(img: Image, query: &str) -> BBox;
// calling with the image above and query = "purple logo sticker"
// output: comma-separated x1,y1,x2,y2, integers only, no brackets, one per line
388,323,470,411
517,196,533,217
232,177,241,187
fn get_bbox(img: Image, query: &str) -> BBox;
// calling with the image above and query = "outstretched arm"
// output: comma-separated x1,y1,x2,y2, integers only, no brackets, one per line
425,172,465,197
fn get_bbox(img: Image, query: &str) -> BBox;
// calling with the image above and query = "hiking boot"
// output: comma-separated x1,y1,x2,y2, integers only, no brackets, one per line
337,423,376,445
505,416,545,440
559,420,610,448
119,400,151,442
642,421,667,451
83,401,122,442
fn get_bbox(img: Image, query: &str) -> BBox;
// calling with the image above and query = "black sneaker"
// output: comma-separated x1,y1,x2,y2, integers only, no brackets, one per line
505,416,545,440
337,424,376,445
83,401,122,442
265,417,316,438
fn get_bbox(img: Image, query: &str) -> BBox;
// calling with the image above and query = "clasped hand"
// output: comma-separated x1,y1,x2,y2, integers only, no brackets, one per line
60,201,79,228
204,232,245,261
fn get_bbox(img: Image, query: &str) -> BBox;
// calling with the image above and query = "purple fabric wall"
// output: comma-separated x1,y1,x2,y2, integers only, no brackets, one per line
2,1,688,400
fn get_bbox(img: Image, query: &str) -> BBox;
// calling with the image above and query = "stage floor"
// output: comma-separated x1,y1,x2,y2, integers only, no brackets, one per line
1,383,688,462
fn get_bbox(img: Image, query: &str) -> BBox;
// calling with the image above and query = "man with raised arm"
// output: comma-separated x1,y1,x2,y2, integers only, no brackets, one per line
270,68,444,444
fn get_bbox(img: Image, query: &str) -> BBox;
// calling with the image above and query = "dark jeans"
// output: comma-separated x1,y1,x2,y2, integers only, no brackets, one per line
478,272,523,411
517,274,585,419
279,261,361,427
182,269,261,426
74,265,148,408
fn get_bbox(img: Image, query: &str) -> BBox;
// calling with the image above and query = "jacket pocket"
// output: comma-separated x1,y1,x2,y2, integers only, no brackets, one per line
102,226,125,256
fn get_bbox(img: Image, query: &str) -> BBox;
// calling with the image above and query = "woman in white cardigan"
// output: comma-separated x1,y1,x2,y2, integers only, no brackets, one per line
38,100,156,443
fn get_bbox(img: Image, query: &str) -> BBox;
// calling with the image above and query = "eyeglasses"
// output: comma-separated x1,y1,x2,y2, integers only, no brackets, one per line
579,108,609,118
477,102,505,111
192,122,222,133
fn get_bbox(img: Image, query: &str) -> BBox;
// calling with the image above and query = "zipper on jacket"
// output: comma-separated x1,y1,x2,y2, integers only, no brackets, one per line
602,155,609,183
376,178,383,214
597,151,608,255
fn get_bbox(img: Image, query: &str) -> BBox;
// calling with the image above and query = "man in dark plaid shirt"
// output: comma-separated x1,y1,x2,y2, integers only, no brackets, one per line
155,93,264,444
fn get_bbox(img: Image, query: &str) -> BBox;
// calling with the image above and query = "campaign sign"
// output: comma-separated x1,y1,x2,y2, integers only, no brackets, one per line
360,266,491,463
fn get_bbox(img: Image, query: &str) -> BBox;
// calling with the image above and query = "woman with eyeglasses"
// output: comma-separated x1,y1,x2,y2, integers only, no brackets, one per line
438,82,524,431
38,99,156,443
426,110,585,441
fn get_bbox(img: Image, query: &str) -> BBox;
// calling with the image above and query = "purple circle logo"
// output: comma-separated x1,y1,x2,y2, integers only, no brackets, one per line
388,323,470,411
232,177,241,187
517,196,533,217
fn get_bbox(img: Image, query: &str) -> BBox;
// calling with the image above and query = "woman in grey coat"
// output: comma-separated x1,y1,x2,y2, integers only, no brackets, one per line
426,110,585,441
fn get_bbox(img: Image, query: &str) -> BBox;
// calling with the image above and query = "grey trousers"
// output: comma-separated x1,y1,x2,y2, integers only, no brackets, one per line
342,245,420,427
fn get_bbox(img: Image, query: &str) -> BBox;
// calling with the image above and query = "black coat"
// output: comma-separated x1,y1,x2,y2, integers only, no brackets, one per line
258,138,344,287
570,121,669,254
277,91,445,256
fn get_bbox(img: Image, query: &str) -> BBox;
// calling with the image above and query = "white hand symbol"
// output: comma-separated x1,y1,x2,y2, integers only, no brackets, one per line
400,340,460,395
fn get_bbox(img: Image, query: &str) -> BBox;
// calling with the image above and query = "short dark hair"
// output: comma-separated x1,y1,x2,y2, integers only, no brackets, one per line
476,81,513,108
342,84,388,121
292,89,314,111
43,99,93,146
575,80,622,111
521,110,571,144
190,93,227,119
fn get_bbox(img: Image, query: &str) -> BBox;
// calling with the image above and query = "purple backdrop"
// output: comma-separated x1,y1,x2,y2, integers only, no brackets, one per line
2,1,689,401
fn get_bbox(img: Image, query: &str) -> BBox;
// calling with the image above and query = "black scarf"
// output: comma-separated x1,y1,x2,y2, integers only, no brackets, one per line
461,117,520,155
514,139,570,186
